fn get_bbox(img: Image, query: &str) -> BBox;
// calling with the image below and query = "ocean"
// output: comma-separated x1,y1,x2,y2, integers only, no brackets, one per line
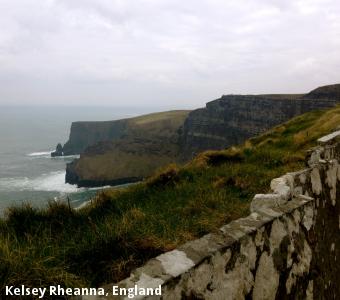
0,106,152,214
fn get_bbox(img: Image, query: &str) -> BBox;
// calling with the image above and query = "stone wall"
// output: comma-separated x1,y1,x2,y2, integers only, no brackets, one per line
80,130,340,299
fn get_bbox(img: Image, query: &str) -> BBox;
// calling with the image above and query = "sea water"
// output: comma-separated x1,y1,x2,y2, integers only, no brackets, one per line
0,106,152,214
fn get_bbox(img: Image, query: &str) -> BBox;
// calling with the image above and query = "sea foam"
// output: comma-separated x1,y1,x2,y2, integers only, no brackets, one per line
0,171,82,193
27,151,53,157
27,151,79,159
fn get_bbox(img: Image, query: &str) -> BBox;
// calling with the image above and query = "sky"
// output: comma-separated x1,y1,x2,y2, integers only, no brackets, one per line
0,0,339,108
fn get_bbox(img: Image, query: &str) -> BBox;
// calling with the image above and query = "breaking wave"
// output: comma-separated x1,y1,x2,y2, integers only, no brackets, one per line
27,151,53,157
0,171,82,193
27,151,79,159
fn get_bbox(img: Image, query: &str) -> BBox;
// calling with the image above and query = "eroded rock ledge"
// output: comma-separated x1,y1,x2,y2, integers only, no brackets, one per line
76,130,340,299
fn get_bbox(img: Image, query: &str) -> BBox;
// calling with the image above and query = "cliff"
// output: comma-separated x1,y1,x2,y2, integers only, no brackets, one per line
65,110,190,187
59,84,339,158
61,119,128,155
63,83,340,188
181,84,340,159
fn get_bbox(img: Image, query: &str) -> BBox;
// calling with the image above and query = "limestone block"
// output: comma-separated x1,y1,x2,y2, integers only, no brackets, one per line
270,177,291,200
253,253,279,300
250,194,287,214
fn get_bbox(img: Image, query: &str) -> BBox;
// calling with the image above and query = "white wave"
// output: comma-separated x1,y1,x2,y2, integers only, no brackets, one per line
27,151,80,160
88,185,111,191
27,151,53,157
51,154,80,159
0,171,83,193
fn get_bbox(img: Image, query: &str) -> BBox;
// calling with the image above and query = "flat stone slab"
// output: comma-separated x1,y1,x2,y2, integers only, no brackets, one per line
317,130,340,144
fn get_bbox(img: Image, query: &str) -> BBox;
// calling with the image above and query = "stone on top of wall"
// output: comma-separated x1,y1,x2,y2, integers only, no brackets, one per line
75,129,340,300
317,130,340,145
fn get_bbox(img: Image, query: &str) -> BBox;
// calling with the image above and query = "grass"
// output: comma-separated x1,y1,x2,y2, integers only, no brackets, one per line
130,110,190,126
1,105,340,297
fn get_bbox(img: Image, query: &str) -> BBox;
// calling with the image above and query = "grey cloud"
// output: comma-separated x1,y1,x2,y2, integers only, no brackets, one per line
0,0,339,107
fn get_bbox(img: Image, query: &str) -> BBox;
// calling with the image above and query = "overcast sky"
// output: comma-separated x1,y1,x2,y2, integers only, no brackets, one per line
0,0,339,107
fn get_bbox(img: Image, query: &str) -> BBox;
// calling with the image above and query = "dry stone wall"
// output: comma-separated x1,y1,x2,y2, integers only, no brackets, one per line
81,130,340,300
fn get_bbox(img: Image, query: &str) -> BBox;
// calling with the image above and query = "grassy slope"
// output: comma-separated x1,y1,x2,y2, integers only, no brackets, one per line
124,110,190,139
1,105,340,295
256,94,304,100
128,110,189,126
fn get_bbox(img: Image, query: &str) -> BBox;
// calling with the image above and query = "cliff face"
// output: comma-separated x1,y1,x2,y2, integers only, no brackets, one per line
181,84,340,159
66,137,180,187
65,110,190,187
62,119,128,155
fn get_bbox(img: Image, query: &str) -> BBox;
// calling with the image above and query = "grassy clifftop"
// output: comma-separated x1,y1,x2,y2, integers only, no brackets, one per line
1,105,340,296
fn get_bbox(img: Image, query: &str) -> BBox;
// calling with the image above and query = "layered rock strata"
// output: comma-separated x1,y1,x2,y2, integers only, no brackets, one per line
181,84,340,159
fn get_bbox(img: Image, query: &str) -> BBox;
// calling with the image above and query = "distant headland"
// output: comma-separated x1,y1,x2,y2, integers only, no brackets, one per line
52,84,340,187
